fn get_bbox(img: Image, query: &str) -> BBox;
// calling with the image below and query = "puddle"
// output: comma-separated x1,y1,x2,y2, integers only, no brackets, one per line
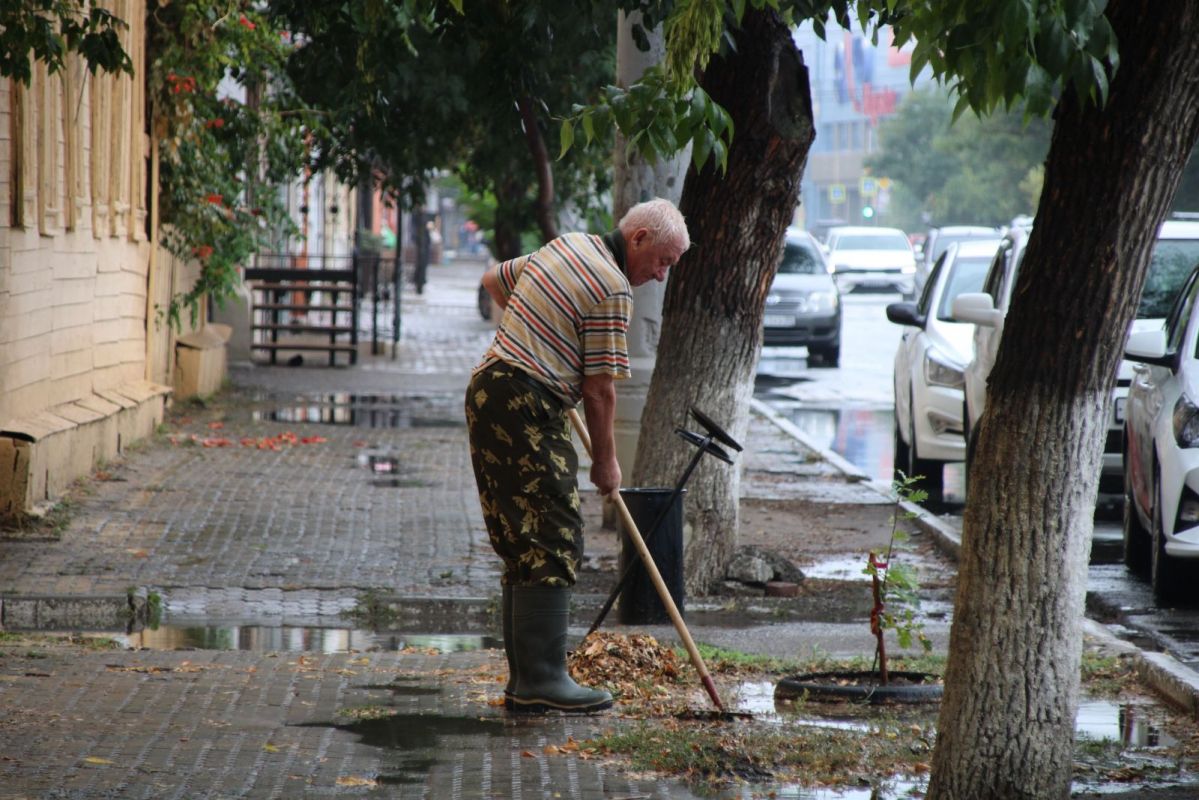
300,713,507,786
743,780,926,799
738,681,1174,750
251,393,464,429
802,552,947,583
120,625,499,653
759,402,965,507
1076,699,1176,748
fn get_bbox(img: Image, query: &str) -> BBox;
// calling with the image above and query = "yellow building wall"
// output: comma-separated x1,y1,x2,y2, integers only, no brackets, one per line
0,1,182,518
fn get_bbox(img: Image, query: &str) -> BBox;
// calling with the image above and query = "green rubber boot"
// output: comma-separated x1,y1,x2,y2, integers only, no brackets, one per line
508,585,613,713
502,585,515,705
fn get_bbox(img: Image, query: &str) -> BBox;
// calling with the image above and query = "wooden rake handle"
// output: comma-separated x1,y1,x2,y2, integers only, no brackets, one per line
566,408,726,712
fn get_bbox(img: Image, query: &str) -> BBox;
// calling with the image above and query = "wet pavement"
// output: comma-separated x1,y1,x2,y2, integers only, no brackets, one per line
1,261,1197,798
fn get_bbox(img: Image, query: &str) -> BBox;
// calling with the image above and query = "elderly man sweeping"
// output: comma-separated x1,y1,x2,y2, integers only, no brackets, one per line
465,198,690,713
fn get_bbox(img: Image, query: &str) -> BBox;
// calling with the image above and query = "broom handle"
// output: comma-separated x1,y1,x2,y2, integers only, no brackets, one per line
567,408,725,712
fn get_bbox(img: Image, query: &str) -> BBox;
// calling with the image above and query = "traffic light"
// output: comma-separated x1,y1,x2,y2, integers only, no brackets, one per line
861,205,875,219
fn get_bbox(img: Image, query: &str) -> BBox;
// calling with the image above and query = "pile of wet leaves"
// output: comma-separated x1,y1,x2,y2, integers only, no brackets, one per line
568,632,691,711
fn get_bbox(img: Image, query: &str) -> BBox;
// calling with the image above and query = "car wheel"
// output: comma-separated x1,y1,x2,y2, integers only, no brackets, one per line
1122,453,1151,576
811,344,840,368
1150,470,1187,604
906,395,944,504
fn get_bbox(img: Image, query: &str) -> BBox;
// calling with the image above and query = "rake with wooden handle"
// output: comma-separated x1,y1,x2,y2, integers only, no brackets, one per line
566,408,727,713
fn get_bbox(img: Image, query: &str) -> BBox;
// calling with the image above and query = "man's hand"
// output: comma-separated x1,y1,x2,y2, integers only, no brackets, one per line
590,456,622,497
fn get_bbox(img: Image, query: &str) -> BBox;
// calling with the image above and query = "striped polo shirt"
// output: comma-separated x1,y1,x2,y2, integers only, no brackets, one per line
476,231,633,404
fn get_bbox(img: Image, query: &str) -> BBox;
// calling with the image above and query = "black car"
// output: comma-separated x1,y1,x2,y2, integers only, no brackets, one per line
763,228,842,367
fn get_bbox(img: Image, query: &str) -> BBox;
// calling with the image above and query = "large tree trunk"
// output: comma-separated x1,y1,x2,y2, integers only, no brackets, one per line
928,3,1199,798
516,95,559,243
632,7,813,594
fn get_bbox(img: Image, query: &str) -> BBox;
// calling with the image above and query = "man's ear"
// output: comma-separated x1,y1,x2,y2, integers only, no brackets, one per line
630,227,650,247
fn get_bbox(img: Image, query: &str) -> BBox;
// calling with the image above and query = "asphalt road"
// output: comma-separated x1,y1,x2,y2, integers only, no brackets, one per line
754,291,1199,671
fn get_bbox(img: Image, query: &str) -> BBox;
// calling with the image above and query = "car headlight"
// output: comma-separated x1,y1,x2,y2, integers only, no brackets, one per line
799,291,837,313
766,293,781,306
923,350,964,389
1173,394,1199,448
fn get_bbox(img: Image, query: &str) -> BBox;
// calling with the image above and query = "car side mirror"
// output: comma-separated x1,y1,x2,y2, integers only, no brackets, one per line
951,293,1003,328
1124,328,1174,367
885,302,925,328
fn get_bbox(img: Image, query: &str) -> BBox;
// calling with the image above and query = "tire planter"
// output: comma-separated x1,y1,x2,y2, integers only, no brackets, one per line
775,671,943,705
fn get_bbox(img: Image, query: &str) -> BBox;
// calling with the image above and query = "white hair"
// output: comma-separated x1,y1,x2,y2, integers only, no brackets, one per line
618,198,690,251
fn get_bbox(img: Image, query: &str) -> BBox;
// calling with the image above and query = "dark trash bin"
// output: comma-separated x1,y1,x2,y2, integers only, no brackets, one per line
617,488,686,625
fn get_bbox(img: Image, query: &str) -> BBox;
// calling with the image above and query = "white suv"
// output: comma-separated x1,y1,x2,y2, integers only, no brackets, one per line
1123,265,1199,601
887,238,1001,502
825,226,918,298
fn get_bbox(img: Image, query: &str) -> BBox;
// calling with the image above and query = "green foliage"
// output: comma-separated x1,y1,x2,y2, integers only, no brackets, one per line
867,86,1051,229
565,0,1119,176
0,1,132,84
563,67,734,173
865,472,933,675
888,0,1118,118
276,0,616,256
148,1,312,328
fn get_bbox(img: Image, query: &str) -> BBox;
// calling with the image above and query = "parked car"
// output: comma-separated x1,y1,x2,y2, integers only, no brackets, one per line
1108,220,1199,494
824,226,918,298
956,219,1199,498
1122,264,1199,601
886,238,1001,501
917,225,1001,294
952,223,1032,464
763,228,842,366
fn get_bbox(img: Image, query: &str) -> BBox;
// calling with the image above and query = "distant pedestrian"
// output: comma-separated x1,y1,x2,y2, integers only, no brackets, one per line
464,198,689,713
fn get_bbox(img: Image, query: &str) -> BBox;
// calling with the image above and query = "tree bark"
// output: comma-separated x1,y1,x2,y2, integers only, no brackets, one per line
516,95,559,244
632,7,814,594
928,3,1199,798
492,178,525,262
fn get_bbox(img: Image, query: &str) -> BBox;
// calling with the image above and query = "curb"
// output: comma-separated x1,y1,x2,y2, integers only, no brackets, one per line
752,400,1199,718
364,593,858,631
1,588,153,631
749,399,871,481
0,590,836,635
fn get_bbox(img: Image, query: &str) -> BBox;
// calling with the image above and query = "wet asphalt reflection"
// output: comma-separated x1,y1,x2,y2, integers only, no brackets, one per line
250,392,465,429
121,626,500,654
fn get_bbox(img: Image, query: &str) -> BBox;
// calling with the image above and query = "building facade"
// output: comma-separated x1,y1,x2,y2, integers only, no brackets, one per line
0,0,180,518
794,21,934,238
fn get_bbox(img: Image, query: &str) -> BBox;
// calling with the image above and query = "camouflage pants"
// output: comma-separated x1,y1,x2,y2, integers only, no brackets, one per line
465,363,583,587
